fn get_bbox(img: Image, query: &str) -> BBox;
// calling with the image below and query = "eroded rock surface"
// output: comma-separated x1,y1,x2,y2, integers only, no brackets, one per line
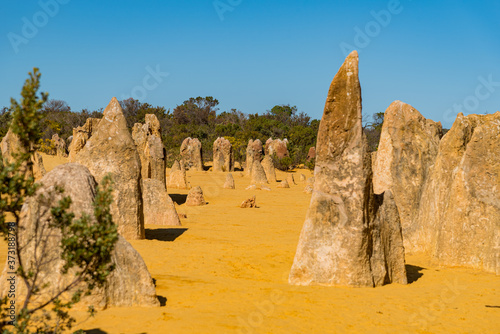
213,137,233,172
180,137,203,171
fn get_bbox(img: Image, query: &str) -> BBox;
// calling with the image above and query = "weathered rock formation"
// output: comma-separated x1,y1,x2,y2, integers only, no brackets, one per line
245,139,264,176
75,97,144,240
265,138,289,159
132,115,166,185
250,160,268,184
299,174,307,182
170,160,181,174
180,137,203,171
261,155,277,182
186,186,206,206
68,118,101,162
289,51,407,287
409,112,500,274
167,166,189,189
372,101,442,249
277,179,290,188
0,128,46,179
304,185,313,194
223,173,235,189
0,163,159,308
142,179,181,226
213,137,233,172
286,174,296,186
52,134,68,157
307,147,316,161
241,195,257,208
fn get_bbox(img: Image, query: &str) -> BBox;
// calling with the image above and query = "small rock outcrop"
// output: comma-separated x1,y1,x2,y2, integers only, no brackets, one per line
0,128,46,179
0,163,159,308
68,118,101,162
286,174,296,185
307,147,316,161
372,101,442,250
250,160,268,184
170,160,181,173
241,195,257,208
410,112,500,274
261,155,277,182
245,139,264,176
277,179,290,188
265,138,289,159
186,186,206,206
299,174,307,182
142,179,181,226
52,134,68,157
75,97,144,240
213,137,233,172
167,166,189,189
132,115,166,185
180,137,203,171
289,51,407,287
223,173,235,189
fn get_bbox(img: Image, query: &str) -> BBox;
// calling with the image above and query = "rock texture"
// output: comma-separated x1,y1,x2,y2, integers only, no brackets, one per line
286,174,296,186
213,137,233,172
132,115,166,184
372,101,442,249
277,179,290,188
167,167,189,189
75,97,144,240
52,134,68,157
299,174,307,182
307,147,316,161
223,173,235,189
304,185,313,194
180,137,203,171
170,160,181,174
261,155,277,182
289,51,407,287
245,139,264,176
142,179,181,226
186,186,206,206
0,128,46,179
241,196,257,208
0,163,159,308
409,112,500,274
250,160,268,184
68,118,101,162
265,138,289,159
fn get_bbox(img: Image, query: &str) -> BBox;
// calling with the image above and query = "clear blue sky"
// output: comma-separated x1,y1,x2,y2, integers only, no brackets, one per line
1,0,499,128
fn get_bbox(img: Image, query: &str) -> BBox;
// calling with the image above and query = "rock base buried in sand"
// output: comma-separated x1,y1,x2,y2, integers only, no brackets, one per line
142,179,181,226
277,179,290,188
241,195,257,208
186,186,206,206
223,173,235,189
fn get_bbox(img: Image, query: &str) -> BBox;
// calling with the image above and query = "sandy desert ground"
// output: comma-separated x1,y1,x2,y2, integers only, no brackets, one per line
1,154,498,333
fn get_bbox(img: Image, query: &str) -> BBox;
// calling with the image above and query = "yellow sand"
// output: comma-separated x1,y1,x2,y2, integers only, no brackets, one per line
1,156,498,333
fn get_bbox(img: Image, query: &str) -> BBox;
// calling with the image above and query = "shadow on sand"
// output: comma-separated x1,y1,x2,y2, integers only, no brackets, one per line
406,264,425,283
169,194,187,205
85,329,108,334
145,228,188,242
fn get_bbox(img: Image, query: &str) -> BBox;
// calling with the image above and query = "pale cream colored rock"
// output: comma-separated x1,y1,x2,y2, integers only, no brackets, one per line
286,173,296,185
75,97,144,240
180,137,203,171
0,128,45,179
223,173,235,189
250,160,268,184
52,133,68,157
410,112,500,275
277,179,290,188
68,118,101,162
289,51,407,287
213,137,233,172
372,101,442,250
299,174,306,182
304,185,313,194
261,155,277,182
245,139,264,176
186,186,206,206
0,163,159,308
142,179,181,226
265,138,289,158
167,169,189,189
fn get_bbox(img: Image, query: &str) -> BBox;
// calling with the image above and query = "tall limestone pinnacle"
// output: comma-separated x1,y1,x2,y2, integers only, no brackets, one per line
289,51,407,287
75,97,145,240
